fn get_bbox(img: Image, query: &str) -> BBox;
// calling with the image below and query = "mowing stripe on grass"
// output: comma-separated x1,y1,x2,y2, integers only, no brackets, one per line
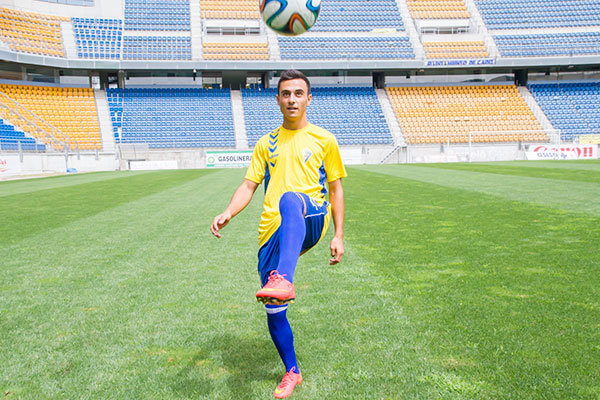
480,160,600,171
356,164,600,215
0,171,152,197
423,161,600,183
0,169,215,245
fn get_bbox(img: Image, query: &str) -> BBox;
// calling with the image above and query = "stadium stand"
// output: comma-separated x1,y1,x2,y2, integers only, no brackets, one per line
475,0,600,29
278,37,415,60
0,8,67,58
243,86,392,147
387,84,546,144
202,41,269,60
494,32,600,57
107,88,235,148
528,81,600,141
124,0,190,30
0,118,45,151
423,40,489,59
123,36,191,60
72,17,122,59
37,0,94,4
0,84,101,150
200,0,259,19
311,0,405,32
407,0,470,19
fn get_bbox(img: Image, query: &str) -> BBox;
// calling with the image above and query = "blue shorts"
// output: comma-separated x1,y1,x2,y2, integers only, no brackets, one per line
257,192,328,286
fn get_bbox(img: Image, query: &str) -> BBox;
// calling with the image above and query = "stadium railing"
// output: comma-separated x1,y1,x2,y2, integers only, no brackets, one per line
0,92,68,152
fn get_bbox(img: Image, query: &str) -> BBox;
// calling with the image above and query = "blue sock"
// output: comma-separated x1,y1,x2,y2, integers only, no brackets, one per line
277,192,306,283
266,304,298,372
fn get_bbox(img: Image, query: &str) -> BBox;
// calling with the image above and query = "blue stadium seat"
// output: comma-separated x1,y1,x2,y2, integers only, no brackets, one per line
528,81,600,140
72,17,123,60
311,0,405,32
124,0,191,31
475,0,600,29
495,32,600,57
0,118,46,151
242,86,393,147
107,88,234,148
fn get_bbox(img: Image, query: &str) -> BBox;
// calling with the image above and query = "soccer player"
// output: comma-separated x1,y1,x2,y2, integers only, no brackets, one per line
210,69,346,398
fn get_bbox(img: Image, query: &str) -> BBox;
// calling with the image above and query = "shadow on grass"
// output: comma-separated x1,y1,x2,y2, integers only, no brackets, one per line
171,332,280,399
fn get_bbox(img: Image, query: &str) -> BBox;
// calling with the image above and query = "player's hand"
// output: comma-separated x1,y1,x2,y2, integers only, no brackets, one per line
211,211,232,238
329,236,344,265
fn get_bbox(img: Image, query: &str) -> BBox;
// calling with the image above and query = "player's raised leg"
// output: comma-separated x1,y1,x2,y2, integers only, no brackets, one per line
256,192,306,304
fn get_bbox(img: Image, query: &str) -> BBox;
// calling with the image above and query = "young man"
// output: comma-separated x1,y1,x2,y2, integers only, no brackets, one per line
210,69,346,398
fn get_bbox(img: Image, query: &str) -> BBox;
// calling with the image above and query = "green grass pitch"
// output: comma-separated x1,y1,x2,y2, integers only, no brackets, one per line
1,160,599,399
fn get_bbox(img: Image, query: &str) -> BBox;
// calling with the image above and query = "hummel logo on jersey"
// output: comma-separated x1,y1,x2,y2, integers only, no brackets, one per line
269,130,279,168
302,148,312,163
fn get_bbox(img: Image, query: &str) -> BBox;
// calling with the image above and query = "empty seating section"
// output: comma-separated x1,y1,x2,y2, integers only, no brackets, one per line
495,32,600,57
0,8,66,57
279,37,415,60
475,0,600,29
200,0,259,19
38,0,94,4
243,87,392,147
312,0,404,32
387,85,545,144
407,0,470,19
0,84,101,150
529,82,600,140
0,118,45,151
123,36,191,60
72,18,122,59
107,88,235,148
424,41,489,58
125,0,190,30
202,42,269,60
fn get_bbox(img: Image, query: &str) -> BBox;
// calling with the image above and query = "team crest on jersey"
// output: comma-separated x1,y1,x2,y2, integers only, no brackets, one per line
302,148,312,163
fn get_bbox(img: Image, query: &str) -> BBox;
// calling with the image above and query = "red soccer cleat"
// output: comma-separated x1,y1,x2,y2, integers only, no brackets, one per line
256,271,296,305
273,367,302,398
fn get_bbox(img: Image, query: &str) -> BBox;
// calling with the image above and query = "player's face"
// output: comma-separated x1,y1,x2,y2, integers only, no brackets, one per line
277,79,312,124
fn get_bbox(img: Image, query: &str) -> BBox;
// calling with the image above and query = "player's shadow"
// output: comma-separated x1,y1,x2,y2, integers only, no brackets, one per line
171,332,280,399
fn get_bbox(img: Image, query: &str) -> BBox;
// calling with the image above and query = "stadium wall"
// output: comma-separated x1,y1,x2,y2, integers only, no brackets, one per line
0,153,118,177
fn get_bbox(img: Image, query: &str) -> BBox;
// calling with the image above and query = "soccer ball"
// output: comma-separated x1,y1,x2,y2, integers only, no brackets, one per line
260,0,321,36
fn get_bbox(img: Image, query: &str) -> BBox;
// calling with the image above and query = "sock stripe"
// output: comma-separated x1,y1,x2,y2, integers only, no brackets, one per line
265,304,288,314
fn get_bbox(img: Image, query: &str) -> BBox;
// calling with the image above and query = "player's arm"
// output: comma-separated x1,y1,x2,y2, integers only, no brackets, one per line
211,179,259,238
328,178,344,265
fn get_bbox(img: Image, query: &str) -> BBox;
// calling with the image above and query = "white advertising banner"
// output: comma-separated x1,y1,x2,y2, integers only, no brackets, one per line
129,160,178,170
206,151,253,168
526,145,598,160
0,155,22,176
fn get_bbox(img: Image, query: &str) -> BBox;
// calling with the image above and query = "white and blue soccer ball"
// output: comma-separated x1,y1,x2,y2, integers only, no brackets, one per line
260,0,321,36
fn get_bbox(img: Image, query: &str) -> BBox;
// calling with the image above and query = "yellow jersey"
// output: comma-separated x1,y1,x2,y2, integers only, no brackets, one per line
245,123,347,247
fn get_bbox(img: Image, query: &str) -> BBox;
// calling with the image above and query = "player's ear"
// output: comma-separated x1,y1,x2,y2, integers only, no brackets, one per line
307,92,312,105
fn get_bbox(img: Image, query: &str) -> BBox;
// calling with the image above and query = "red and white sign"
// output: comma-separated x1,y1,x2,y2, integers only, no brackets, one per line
0,156,22,175
526,145,598,160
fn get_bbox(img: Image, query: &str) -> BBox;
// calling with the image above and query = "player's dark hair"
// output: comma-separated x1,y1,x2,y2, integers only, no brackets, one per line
277,69,311,94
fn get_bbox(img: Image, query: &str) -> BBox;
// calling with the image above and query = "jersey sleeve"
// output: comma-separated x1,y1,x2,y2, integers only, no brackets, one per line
245,138,267,184
323,134,347,182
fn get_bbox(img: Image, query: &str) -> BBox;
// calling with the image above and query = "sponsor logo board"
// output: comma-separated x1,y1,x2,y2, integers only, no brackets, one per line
206,151,253,168
525,145,598,160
